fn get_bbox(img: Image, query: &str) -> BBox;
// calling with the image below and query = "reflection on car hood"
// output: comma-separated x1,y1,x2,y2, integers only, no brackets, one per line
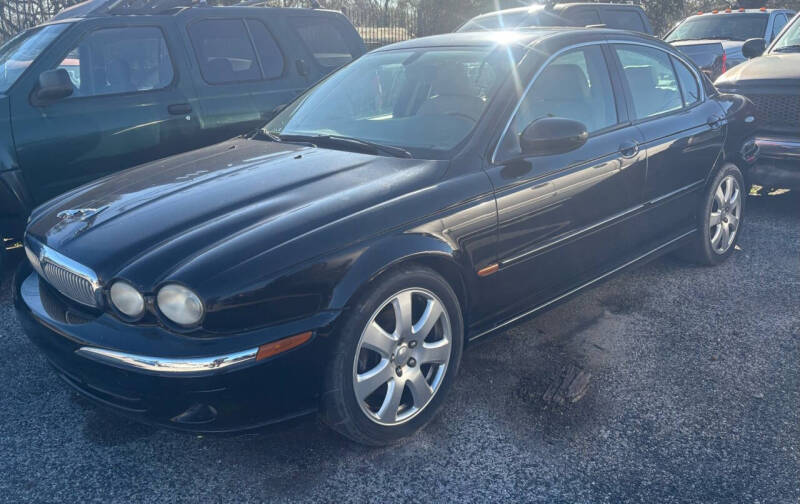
716,53,800,87
27,138,445,286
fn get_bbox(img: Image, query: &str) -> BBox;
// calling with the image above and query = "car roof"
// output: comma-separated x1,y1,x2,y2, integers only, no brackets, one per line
470,2,645,20
374,27,657,52
51,0,337,21
685,8,789,19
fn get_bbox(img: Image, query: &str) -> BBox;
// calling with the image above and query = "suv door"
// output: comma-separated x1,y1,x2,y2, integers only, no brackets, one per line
10,18,199,204
610,43,723,243
486,44,646,322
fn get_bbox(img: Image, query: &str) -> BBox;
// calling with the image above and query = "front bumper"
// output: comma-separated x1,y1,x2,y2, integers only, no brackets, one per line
748,136,800,189
14,266,340,432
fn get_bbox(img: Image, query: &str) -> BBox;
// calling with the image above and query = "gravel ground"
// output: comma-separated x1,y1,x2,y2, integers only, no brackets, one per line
1,191,798,504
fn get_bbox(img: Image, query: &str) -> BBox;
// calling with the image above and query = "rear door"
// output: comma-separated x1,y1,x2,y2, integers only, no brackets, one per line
11,17,199,204
486,43,647,322
610,42,724,243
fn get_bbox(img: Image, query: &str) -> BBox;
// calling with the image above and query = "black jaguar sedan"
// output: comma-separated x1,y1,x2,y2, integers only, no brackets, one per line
16,28,758,445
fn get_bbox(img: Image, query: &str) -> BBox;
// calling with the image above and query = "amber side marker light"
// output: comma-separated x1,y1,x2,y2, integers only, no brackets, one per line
257,331,313,361
477,263,500,277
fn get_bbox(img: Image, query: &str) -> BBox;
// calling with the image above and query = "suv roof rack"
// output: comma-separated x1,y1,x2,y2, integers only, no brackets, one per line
53,0,196,19
53,0,323,19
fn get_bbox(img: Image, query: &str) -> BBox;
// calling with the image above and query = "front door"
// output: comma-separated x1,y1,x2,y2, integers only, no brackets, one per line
485,44,647,323
11,19,199,205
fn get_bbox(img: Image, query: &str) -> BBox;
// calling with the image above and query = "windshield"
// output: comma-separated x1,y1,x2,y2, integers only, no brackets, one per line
266,45,522,159
666,14,768,42
772,16,800,51
0,23,70,93
459,11,535,31
458,8,564,32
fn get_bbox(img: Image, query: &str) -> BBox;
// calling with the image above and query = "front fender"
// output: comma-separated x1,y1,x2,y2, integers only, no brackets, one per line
328,233,464,311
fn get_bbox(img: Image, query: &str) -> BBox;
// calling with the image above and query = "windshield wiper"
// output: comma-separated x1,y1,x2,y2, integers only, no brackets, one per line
250,129,316,147
773,44,800,53
279,134,413,159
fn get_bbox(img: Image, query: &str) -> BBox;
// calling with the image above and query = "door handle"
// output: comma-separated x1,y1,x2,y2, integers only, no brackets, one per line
708,115,723,129
619,141,639,158
168,103,192,115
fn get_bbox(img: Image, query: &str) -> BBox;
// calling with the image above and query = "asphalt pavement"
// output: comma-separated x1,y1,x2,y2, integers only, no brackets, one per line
1,190,798,503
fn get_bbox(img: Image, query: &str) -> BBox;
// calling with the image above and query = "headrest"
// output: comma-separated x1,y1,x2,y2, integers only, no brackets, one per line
536,64,589,101
624,65,657,91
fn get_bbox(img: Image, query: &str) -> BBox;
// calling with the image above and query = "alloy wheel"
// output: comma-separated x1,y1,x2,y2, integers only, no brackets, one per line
352,288,452,426
709,175,741,255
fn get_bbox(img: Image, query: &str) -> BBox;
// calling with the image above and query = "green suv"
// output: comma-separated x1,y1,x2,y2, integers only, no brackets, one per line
0,0,365,268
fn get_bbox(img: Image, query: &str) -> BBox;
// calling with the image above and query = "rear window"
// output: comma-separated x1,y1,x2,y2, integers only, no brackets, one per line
666,14,769,42
457,11,533,31
188,19,261,84
245,19,284,79
602,9,646,32
289,17,357,69
569,8,601,27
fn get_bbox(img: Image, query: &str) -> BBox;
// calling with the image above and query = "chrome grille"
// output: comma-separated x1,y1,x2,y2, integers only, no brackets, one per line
26,238,101,308
747,94,800,129
42,262,98,307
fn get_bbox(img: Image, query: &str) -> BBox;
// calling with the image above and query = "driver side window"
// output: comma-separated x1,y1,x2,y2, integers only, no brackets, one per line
53,26,174,98
497,45,618,160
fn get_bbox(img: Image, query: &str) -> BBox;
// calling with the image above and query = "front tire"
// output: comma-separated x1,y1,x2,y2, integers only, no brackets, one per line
321,265,464,446
679,163,745,266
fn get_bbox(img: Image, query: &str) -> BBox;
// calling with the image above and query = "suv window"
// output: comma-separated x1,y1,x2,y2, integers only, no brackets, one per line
672,56,700,106
615,45,683,120
245,19,285,79
188,19,261,84
55,26,173,98
771,14,788,40
498,45,617,159
603,9,646,32
289,17,356,69
569,8,601,26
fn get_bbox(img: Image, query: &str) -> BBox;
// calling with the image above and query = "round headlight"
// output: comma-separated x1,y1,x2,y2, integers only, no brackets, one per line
110,281,145,318
157,284,204,326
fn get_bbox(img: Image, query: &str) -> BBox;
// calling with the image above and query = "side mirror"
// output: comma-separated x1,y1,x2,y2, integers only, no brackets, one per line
519,117,588,157
34,69,73,104
742,38,766,59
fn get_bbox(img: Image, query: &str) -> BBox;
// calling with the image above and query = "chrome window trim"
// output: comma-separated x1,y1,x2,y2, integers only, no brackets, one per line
491,39,706,165
491,40,604,165
75,346,259,375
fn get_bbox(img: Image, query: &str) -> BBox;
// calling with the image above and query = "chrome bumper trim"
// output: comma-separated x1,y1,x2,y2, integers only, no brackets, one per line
754,137,800,160
75,346,258,375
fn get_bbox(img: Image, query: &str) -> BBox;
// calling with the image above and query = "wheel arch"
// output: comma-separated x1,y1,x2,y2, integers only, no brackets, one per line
328,233,471,327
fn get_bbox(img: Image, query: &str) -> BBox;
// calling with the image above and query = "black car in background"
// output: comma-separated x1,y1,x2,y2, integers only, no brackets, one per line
0,0,365,270
666,8,794,80
716,12,800,190
16,28,757,445
458,3,653,34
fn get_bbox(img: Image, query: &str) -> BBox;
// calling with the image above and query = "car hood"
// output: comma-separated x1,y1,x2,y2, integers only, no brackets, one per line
27,138,446,288
716,53,800,87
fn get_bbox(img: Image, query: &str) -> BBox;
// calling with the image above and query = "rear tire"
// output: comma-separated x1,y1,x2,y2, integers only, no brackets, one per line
678,163,745,266
320,265,464,446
